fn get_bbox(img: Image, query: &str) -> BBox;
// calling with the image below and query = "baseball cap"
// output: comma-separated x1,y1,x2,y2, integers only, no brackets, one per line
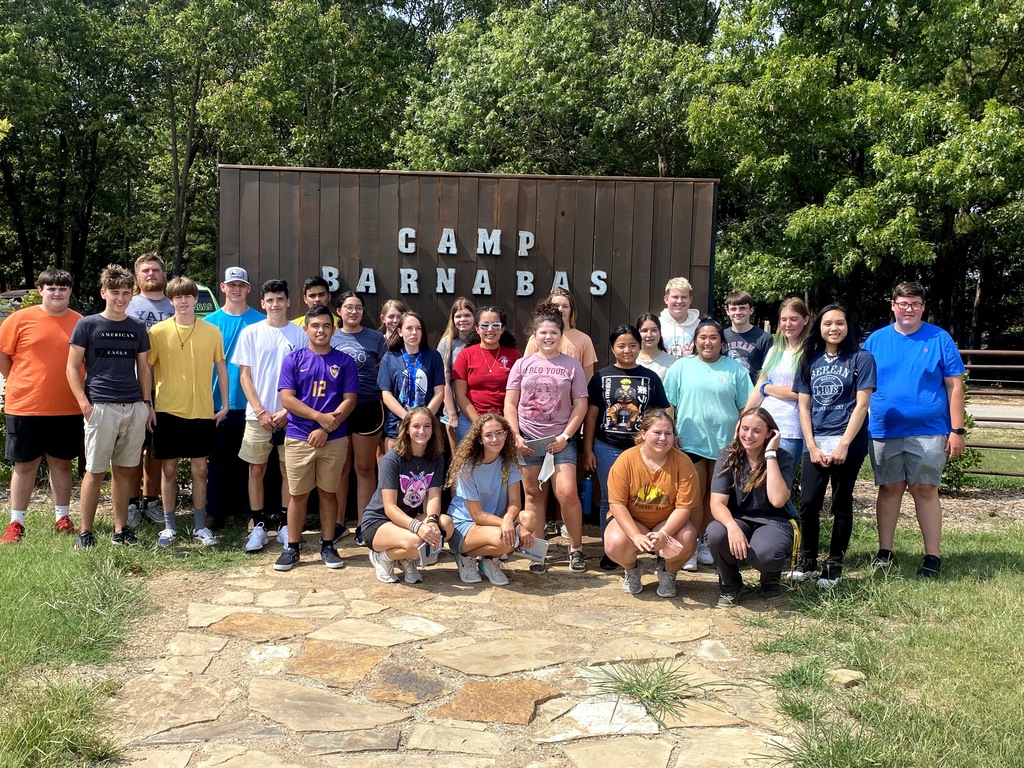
223,266,249,284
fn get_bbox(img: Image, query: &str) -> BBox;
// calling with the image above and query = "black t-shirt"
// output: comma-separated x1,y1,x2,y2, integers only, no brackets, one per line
587,364,670,450
710,448,793,519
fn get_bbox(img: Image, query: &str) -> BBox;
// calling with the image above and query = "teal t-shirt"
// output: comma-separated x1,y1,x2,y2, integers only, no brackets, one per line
663,355,752,459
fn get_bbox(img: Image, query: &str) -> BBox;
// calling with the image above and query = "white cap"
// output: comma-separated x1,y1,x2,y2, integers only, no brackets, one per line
223,266,249,284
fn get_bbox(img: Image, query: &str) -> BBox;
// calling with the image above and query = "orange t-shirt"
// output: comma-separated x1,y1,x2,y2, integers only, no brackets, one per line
606,446,701,528
524,327,598,370
0,306,83,416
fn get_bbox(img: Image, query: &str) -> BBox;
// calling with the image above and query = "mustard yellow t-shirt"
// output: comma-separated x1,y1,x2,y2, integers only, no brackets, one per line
606,446,701,528
148,318,224,419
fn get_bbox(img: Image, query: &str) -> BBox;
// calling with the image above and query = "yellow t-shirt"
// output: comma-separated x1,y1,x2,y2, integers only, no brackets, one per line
606,446,701,528
148,318,224,419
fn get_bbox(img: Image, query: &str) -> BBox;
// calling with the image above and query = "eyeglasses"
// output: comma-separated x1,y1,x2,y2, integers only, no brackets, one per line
894,301,924,311
478,322,504,330
340,305,363,313
481,430,507,441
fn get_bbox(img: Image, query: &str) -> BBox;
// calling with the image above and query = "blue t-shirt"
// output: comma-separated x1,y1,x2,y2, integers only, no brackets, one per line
331,326,387,403
792,350,876,438
862,322,965,438
663,355,753,459
205,307,265,410
278,347,360,441
377,348,445,437
448,458,523,527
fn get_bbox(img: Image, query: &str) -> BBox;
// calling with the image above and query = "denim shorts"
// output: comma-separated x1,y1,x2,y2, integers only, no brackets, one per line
519,435,578,467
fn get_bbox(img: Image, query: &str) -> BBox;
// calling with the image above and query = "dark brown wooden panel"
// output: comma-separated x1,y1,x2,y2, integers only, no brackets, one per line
219,167,718,347
256,171,279,288
220,167,240,268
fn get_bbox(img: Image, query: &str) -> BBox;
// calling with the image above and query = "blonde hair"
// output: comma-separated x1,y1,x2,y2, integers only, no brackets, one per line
664,277,692,295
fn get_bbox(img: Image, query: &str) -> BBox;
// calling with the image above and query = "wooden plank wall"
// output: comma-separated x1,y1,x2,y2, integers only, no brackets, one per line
219,168,718,368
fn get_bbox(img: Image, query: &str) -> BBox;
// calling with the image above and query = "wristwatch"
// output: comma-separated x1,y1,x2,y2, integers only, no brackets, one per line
951,428,966,435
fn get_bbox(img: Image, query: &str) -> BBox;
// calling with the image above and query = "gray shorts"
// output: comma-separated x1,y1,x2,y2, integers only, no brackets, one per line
869,435,947,487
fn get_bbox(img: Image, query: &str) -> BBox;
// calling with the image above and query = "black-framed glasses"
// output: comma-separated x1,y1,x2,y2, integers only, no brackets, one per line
894,301,924,311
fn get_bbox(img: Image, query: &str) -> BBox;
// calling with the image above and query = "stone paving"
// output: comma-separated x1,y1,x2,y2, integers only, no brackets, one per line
115,532,793,767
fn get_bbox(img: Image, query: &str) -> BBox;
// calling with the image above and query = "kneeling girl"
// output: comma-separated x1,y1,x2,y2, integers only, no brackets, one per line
365,407,453,584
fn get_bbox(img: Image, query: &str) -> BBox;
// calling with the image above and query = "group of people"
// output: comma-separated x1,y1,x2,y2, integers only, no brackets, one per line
0,262,965,607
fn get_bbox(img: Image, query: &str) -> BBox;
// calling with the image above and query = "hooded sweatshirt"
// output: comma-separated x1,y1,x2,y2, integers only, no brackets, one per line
659,308,701,358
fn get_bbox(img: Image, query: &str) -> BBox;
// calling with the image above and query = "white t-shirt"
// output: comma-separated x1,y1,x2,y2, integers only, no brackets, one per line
231,321,309,420
760,348,801,439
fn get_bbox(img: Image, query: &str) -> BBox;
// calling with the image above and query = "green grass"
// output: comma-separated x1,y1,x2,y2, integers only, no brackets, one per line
963,427,1024,489
761,521,1024,768
0,507,256,767
587,658,712,727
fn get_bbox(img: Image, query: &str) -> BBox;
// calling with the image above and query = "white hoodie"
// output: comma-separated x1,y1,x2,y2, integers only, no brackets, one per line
659,308,701,358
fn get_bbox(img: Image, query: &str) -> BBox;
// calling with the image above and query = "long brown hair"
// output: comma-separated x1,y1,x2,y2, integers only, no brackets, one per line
445,413,518,489
394,407,445,461
438,297,475,373
716,407,780,493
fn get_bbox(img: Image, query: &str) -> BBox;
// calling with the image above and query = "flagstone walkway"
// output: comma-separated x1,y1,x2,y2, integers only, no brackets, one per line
116,533,793,768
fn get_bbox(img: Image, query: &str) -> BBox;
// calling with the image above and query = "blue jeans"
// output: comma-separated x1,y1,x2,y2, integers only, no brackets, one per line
778,437,803,519
456,412,473,445
593,439,625,536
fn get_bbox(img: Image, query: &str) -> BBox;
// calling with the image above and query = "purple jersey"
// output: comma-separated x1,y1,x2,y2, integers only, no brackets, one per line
278,347,359,441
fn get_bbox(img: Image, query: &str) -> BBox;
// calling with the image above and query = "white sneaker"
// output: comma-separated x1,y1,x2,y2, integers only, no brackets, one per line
479,557,509,586
245,523,269,552
697,537,715,565
369,550,398,583
193,527,219,547
682,552,698,572
276,524,288,545
559,524,569,539
157,528,177,548
456,553,482,583
400,559,423,584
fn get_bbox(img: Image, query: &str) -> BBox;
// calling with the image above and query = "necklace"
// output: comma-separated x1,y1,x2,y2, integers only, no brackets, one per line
174,321,196,349
483,345,503,373
823,349,840,363
640,446,668,473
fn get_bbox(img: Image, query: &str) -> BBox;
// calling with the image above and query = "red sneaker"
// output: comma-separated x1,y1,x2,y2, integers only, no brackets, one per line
1,520,26,544
55,516,76,535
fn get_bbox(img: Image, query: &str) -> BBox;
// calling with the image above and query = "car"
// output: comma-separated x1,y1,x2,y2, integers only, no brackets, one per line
195,283,219,317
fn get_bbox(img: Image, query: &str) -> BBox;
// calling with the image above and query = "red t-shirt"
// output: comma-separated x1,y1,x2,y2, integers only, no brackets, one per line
452,344,521,416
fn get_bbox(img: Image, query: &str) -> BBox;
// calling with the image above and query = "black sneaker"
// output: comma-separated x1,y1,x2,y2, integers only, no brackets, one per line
274,546,300,571
599,554,618,571
354,525,365,547
816,557,842,588
917,554,941,578
333,522,349,542
871,549,895,570
321,543,345,569
111,527,139,546
761,572,784,600
75,530,95,551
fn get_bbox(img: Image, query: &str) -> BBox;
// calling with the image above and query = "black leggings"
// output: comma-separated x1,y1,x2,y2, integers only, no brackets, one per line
798,444,868,564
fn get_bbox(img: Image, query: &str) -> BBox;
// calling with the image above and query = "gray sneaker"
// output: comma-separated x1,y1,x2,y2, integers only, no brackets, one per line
74,530,95,551
127,499,142,529
717,591,741,608
399,559,423,584
143,498,165,524
320,544,345,569
656,569,677,598
622,566,642,595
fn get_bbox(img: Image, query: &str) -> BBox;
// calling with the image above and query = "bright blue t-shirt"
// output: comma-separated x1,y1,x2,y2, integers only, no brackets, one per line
278,347,360,441
862,322,964,438
204,307,265,410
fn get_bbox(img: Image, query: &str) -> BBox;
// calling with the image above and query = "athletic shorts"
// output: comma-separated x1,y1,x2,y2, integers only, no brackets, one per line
4,414,83,462
151,412,217,460
870,435,948,487
83,402,148,472
284,436,348,495
239,419,284,465
348,400,385,437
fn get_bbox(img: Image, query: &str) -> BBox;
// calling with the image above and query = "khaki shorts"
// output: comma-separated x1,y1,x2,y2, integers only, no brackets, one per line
83,402,149,473
869,434,948,487
284,436,348,495
239,419,282,465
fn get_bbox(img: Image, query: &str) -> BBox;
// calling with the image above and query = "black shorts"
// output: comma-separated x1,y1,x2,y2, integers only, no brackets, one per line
362,516,387,550
348,400,385,437
685,451,713,465
151,412,217,460
4,414,84,462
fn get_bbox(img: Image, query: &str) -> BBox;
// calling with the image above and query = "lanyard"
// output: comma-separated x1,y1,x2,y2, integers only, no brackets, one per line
402,348,422,405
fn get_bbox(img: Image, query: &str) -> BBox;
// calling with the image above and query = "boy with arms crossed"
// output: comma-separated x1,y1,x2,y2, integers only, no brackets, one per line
275,306,358,571
234,279,308,551
66,265,154,549
148,277,229,547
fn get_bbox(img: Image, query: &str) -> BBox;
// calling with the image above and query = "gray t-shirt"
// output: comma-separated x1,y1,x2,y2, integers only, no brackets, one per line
127,294,173,330
69,314,149,403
